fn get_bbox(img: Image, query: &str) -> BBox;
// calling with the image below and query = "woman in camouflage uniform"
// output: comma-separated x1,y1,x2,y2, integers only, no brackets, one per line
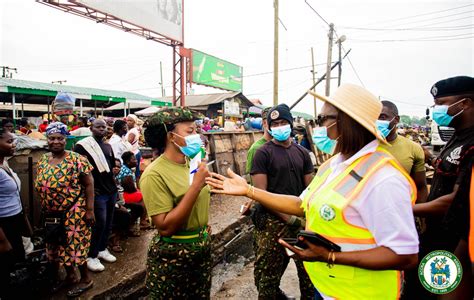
140,107,212,299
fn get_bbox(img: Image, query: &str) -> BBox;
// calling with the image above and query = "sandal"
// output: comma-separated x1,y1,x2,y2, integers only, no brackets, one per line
111,244,123,253
140,221,151,230
67,280,93,298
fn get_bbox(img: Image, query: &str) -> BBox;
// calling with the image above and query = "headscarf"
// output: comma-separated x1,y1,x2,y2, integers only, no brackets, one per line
127,114,139,125
46,122,69,136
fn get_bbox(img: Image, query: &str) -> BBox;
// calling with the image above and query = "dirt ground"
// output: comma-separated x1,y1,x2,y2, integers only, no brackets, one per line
213,258,301,299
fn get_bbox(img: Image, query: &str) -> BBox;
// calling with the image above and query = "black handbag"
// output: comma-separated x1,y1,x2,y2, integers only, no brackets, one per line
43,211,67,245
43,195,80,245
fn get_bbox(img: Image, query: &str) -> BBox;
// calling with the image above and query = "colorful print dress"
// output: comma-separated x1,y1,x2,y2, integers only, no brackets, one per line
35,151,93,266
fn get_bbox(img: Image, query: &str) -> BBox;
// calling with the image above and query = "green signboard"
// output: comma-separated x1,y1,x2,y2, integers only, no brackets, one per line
191,49,243,92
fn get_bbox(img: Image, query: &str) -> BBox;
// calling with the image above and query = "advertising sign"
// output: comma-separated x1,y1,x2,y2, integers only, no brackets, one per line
224,100,240,116
74,0,183,43
192,49,243,92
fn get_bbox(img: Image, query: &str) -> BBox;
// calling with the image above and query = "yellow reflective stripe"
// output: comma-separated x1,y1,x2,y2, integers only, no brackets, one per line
320,234,376,245
170,233,200,239
389,160,417,205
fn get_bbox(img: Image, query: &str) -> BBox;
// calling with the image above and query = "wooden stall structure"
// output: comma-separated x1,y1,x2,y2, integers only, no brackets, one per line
205,131,264,178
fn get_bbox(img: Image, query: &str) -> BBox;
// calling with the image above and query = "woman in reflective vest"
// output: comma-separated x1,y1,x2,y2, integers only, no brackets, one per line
206,84,419,299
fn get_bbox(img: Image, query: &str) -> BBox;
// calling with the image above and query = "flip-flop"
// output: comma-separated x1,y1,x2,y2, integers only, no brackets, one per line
66,280,93,298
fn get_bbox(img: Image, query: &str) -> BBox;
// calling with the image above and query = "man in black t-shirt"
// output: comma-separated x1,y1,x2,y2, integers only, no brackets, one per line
250,104,315,300
405,76,474,299
74,119,118,272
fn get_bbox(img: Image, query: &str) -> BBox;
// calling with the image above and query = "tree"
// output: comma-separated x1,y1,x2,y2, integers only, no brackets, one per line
400,115,412,126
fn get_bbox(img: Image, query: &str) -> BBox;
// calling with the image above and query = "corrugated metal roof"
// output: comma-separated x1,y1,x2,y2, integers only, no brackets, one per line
161,92,254,107
0,78,171,105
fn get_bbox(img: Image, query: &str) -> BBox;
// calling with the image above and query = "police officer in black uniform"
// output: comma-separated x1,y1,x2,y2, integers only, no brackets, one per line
404,76,474,299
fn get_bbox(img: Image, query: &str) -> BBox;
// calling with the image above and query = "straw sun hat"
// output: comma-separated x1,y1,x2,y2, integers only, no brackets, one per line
308,83,388,145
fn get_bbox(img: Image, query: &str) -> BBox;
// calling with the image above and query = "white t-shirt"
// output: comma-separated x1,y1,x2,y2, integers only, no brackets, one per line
125,127,140,154
300,140,419,255
70,127,92,137
109,134,132,162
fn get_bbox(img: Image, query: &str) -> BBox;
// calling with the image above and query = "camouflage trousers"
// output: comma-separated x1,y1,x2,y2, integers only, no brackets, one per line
146,233,212,299
253,213,316,300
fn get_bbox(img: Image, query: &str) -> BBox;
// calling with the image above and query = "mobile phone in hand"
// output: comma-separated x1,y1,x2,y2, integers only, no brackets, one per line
297,230,341,252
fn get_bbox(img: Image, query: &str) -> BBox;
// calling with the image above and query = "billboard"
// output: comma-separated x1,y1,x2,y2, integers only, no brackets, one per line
74,0,183,43
191,49,243,92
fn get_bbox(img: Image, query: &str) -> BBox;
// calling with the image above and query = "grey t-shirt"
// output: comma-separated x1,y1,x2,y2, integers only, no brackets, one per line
0,167,22,218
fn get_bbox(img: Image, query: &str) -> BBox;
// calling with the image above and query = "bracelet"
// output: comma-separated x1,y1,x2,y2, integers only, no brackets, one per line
246,184,254,198
326,250,336,268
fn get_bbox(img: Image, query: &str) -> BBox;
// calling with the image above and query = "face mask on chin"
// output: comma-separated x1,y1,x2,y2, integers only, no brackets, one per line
376,117,396,138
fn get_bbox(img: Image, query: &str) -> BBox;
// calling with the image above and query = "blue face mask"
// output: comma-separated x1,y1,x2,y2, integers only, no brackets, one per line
312,126,337,155
173,133,203,158
432,99,465,127
270,124,291,142
376,117,395,138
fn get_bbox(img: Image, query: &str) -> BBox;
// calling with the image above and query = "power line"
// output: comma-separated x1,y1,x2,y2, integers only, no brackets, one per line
333,30,365,88
127,63,331,93
342,24,474,32
356,4,473,27
304,0,330,27
345,16,474,41
382,10,474,28
343,48,365,87
380,96,429,108
350,34,474,43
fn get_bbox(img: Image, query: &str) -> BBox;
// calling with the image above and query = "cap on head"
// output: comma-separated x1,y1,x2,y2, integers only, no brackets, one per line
430,76,474,98
261,106,272,120
267,104,293,128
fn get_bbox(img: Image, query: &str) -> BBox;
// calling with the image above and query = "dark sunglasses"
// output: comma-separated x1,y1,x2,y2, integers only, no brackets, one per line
316,114,337,126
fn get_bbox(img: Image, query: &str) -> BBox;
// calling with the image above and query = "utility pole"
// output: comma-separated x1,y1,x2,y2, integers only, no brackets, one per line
336,35,346,87
311,47,317,118
325,23,334,96
1,66,17,78
160,61,165,97
273,0,279,106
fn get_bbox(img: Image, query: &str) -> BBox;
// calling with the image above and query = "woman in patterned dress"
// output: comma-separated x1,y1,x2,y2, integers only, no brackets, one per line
35,122,95,297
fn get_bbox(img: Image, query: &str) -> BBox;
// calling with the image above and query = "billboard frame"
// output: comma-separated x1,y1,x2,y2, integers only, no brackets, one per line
37,0,187,106
37,0,184,46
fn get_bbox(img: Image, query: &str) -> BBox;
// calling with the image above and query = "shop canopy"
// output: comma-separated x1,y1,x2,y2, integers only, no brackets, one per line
0,78,171,118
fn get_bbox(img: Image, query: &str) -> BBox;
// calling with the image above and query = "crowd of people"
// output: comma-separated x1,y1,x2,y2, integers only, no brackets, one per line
0,113,150,297
0,75,473,299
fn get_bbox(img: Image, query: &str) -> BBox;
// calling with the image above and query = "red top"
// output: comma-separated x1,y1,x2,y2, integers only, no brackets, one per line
39,123,48,133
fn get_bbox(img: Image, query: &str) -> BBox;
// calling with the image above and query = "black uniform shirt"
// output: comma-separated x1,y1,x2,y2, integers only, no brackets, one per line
251,141,313,196
423,125,474,251
74,139,118,196
429,125,474,202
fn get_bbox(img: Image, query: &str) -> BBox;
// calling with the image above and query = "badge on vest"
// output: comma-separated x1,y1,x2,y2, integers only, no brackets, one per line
319,204,336,221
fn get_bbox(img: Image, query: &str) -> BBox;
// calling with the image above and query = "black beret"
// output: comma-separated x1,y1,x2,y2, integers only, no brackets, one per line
267,104,293,128
430,76,474,98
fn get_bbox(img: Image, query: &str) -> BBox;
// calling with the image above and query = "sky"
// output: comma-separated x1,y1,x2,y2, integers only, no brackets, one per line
1,0,473,117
